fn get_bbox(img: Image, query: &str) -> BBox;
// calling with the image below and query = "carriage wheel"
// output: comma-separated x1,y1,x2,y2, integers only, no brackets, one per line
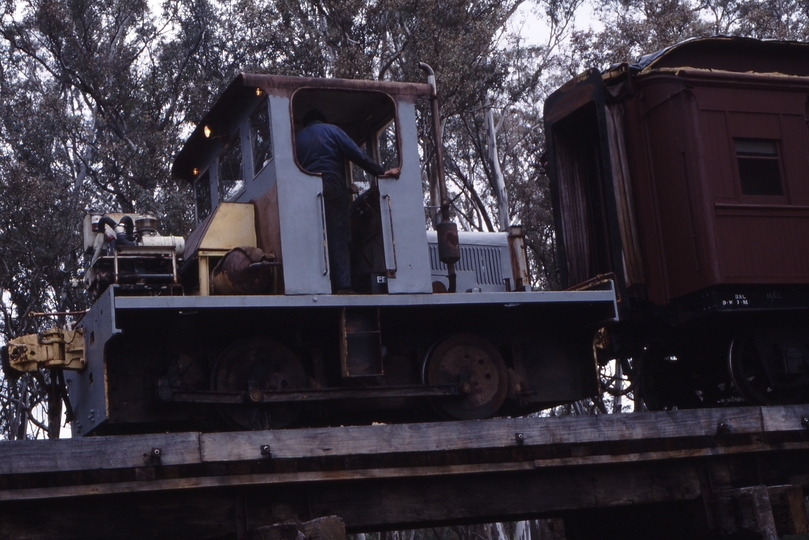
213,337,307,430
423,333,508,420
727,329,804,405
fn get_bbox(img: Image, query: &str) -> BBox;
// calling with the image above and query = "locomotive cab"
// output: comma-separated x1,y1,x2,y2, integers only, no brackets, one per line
173,75,433,296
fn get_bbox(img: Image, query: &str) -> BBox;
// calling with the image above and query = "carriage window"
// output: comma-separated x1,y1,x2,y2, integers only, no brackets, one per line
735,139,783,196
250,101,272,175
195,171,212,221
219,135,244,201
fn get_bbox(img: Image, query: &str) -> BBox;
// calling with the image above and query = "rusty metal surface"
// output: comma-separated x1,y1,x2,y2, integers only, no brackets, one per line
638,36,809,76
507,226,531,291
340,307,383,377
241,73,432,97
212,337,308,429
423,333,508,419
252,185,284,292
212,246,277,295
436,221,460,264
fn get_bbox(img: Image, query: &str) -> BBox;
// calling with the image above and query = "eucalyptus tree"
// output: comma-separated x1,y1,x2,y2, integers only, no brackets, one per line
0,0,214,438
564,0,809,76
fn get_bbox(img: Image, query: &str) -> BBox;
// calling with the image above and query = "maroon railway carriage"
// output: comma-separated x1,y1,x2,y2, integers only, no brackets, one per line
544,37,809,408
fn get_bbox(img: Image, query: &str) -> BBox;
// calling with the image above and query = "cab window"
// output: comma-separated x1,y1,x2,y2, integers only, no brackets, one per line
291,88,399,189
352,120,399,192
377,120,398,167
218,135,244,201
195,170,212,221
250,101,273,176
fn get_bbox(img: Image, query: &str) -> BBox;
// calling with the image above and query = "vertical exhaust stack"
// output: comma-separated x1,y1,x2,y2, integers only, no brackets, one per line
507,225,531,291
419,63,459,292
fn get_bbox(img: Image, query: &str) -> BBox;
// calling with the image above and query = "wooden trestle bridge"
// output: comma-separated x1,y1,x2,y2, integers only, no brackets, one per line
2,405,809,540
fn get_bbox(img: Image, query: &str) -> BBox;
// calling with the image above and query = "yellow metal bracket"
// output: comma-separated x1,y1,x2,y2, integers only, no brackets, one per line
7,328,86,372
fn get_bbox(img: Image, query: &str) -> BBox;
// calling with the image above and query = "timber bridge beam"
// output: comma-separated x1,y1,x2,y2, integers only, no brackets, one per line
2,405,809,539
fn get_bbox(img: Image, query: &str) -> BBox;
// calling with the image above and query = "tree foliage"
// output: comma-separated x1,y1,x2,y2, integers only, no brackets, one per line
563,0,809,77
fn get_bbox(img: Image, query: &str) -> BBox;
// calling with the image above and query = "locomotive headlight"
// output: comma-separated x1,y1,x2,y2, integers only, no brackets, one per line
203,125,212,138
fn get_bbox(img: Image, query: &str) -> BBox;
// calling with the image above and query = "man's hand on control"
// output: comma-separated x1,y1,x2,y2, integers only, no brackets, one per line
380,167,400,179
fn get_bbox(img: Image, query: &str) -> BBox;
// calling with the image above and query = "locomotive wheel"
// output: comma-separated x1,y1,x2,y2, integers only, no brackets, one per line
598,357,637,397
423,333,508,420
213,337,307,430
728,329,805,405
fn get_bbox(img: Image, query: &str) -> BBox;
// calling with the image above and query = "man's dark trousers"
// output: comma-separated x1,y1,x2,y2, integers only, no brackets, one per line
322,174,352,290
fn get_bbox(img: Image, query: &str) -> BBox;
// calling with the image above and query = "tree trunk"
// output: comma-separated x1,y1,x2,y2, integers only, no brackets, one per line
612,362,623,414
495,522,508,540
485,102,510,231
47,372,62,439
515,520,529,540
13,377,29,440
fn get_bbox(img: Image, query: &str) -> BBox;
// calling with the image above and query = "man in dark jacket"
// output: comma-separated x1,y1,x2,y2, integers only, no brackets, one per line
296,109,400,293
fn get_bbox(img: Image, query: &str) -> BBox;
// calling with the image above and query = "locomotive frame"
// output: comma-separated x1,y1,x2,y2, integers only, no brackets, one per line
7,72,617,436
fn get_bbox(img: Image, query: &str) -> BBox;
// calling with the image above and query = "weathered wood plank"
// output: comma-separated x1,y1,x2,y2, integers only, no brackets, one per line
768,485,809,535
6,440,808,502
201,406,771,462
301,516,346,540
303,461,704,530
0,405,780,476
533,441,809,468
0,489,239,540
1,406,809,540
0,459,706,540
2,405,807,476
250,516,346,540
0,432,201,475
714,486,778,540
761,405,809,432
0,462,536,501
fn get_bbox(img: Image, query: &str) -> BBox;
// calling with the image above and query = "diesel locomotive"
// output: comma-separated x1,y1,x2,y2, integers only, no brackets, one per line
6,70,616,435
544,36,809,409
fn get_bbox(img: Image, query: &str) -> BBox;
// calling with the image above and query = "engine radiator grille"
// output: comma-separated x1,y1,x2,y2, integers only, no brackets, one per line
429,245,504,286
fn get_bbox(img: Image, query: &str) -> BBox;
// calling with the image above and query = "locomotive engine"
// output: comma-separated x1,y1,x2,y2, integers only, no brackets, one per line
544,37,809,409
6,72,616,436
82,212,186,298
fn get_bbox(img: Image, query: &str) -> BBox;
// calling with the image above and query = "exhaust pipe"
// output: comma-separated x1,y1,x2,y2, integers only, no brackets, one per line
419,63,459,292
